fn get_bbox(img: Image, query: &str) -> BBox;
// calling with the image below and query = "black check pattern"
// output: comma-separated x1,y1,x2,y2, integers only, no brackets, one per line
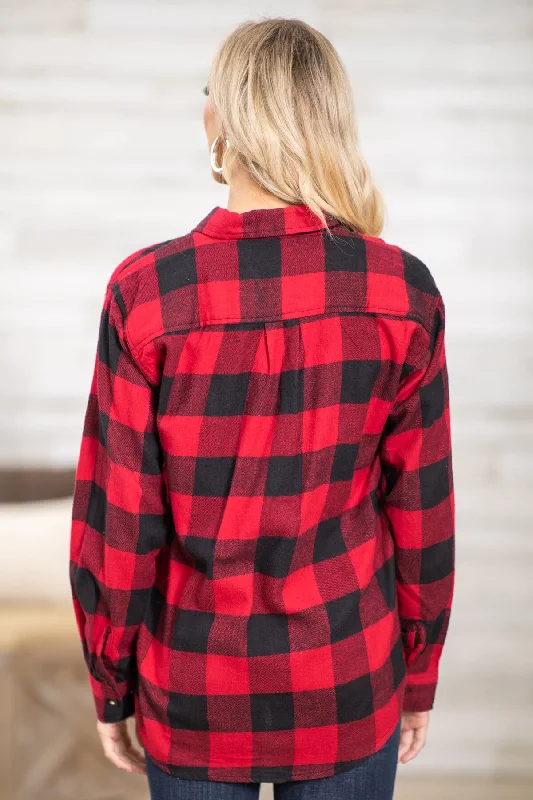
70,204,455,782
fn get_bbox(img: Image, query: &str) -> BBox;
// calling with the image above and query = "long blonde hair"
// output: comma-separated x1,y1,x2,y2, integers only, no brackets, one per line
207,17,384,237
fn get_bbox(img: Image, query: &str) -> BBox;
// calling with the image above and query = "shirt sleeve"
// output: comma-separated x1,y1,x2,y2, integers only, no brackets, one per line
69,280,169,723
379,291,455,712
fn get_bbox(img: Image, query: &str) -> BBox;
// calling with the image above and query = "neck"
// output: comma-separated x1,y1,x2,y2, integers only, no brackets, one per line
226,165,292,214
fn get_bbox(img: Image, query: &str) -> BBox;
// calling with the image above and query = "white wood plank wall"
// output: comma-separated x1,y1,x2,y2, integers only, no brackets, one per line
0,0,532,777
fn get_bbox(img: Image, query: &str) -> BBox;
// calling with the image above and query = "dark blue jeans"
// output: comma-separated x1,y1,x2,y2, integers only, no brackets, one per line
145,719,401,799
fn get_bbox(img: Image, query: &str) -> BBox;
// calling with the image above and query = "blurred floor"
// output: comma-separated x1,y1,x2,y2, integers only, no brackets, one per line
394,778,533,800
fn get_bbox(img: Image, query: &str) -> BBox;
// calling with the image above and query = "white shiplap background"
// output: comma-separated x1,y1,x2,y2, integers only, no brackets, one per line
1,0,532,778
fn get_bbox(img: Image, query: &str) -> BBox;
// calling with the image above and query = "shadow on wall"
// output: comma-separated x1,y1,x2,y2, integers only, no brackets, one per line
0,468,75,503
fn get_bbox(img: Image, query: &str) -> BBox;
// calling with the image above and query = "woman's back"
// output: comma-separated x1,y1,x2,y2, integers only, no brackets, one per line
70,202,454,782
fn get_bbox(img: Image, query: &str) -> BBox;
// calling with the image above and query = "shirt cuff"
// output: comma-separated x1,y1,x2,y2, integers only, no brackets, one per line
95,692,136,723
88,670,136,722
403,679,437,712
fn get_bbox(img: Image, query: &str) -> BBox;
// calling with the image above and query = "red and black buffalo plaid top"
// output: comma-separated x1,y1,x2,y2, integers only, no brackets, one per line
70,203,455,783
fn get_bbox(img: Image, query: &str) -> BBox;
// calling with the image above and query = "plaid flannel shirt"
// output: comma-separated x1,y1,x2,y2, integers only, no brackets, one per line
69,203,455,783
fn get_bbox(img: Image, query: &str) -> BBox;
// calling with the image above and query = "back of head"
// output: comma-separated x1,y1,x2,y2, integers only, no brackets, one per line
207,17,384,237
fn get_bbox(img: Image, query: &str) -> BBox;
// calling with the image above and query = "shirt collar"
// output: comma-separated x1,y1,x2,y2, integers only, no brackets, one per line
193,203,342,240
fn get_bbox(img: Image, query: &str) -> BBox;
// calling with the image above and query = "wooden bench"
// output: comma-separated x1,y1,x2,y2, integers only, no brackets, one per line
0,605,148,800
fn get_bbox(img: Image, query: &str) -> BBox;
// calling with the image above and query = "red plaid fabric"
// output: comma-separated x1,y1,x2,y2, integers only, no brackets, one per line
70,203,455,783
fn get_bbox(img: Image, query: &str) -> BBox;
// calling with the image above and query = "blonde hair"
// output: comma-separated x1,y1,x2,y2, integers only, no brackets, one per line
207,17,384,237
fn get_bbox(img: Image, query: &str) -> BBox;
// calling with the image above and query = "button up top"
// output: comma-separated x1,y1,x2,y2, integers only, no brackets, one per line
69,203,455,783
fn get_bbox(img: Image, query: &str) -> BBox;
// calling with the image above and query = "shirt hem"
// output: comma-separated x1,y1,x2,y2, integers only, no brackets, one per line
142,711,401,784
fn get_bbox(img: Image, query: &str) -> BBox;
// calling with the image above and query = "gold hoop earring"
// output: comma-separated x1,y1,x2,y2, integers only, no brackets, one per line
210,135,229,174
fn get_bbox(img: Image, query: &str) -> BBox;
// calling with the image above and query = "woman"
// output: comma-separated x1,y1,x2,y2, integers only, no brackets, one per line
69,17,455,800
